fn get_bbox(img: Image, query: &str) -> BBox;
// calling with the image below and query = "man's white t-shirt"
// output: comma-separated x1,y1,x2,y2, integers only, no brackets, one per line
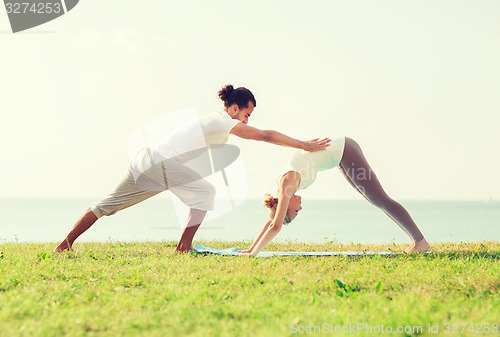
132,111,241,177
156,111,241,163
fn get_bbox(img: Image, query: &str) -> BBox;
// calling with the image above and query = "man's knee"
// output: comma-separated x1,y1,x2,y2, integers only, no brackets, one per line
91,205,119,218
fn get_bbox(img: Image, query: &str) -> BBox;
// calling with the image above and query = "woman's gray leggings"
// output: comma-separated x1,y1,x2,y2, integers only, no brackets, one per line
339,137,424,243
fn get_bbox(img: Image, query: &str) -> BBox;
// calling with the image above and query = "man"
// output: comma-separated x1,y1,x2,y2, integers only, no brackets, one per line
55,85,330,253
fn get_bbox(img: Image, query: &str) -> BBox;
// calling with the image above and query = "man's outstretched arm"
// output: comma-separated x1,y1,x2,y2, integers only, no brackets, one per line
230,123,330,152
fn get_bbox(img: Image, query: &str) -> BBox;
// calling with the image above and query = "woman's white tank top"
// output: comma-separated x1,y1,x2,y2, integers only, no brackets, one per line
277,136,346,190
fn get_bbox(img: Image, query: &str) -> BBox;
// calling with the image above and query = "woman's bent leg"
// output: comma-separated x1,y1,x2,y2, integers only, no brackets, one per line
339,137,428,251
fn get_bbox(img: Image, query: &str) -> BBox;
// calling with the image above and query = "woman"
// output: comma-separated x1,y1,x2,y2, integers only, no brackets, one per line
239,136,430,256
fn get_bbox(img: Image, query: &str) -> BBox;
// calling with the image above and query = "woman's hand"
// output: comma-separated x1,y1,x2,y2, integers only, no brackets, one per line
236,252,253,257
302,138,331,152
236,250,254,256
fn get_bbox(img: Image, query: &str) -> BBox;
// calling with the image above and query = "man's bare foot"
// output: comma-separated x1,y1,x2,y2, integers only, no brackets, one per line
54,238,73,253
174,242,196,254
405,238,430,254
174,247,196,254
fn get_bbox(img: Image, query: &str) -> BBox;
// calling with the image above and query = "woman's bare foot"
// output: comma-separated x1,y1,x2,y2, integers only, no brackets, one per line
404,243,415,253
405,238,430,254
54,238,73,253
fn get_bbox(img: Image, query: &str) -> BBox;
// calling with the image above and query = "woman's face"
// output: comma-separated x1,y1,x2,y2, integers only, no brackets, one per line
287,194,303,221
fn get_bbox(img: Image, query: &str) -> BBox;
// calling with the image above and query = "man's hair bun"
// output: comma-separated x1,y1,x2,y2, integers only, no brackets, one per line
218,84,235,103
217,84,256,109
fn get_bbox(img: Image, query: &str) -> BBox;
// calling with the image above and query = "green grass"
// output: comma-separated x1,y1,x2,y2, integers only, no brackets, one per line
0,241,499,337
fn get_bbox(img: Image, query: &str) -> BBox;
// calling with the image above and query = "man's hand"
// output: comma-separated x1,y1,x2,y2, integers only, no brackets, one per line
302,137,331,152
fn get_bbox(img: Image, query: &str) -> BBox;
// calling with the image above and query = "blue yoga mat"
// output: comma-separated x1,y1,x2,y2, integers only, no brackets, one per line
191,243,397,257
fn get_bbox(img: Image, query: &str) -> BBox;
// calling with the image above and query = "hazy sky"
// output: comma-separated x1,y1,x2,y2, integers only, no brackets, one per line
1,0,499,200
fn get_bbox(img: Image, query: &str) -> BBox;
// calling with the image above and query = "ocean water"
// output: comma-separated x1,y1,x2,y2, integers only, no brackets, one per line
0,198,499,245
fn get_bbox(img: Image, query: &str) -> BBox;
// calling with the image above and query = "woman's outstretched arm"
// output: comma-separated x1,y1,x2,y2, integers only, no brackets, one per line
244,173,299,256
237,220,272,254
246,196,288,256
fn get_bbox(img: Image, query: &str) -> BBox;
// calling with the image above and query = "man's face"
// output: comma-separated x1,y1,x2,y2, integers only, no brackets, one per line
229,101,254,124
